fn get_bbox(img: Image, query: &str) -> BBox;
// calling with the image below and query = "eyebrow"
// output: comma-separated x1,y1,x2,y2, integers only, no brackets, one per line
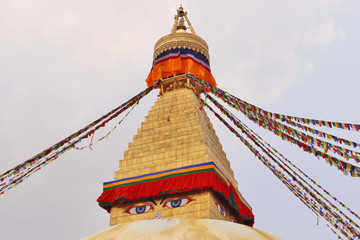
160,196,168,205
146,198,157,206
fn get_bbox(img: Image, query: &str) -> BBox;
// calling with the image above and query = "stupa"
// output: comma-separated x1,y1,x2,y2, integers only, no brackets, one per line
84,6,281,240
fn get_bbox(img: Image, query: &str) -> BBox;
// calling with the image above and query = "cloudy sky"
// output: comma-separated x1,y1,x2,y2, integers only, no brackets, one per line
0,0,359,239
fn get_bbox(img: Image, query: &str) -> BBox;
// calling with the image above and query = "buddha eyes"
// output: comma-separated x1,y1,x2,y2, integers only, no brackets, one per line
216,203,227,217
163,198,193,208
125,204,154,215
124,197,194,215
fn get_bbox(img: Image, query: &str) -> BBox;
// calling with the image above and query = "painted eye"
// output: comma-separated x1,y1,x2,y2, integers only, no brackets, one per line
216,203,227,217
125,205,154,215
163,198,193,208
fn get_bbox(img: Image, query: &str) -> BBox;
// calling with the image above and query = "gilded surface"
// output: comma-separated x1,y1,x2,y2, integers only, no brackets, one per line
111,84,239,225
159,74,202,95
110,190,211,225
109,190,245,226
153,32,210,61
114,86,237,188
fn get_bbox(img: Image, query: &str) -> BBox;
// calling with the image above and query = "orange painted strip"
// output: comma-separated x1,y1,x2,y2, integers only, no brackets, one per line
146,57,216,87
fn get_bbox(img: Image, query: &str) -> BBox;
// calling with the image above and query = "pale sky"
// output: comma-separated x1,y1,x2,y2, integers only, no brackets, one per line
0,1,359,239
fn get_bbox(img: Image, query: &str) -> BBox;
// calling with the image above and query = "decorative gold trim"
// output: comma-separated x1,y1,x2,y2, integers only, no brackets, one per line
153,32,209,62
159,73,202,96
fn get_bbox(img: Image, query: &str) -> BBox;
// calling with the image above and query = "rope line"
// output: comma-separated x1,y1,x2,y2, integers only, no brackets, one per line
204,101,359,239
205,93,360,233
0,80,160,195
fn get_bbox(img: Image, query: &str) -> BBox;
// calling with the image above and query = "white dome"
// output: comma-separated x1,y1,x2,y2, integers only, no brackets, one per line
83,218,281,240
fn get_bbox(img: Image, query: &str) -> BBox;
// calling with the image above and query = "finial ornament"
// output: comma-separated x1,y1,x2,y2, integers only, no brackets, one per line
177,5,185,16
171,5,196,35
147,6,217,87
154,5,207,62
176,17,187,31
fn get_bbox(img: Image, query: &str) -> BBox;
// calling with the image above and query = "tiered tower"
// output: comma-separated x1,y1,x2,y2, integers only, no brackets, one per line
110,75,241,224
87,6,280,240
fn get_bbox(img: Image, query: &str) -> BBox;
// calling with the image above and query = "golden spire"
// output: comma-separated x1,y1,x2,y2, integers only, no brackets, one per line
171,5,196,34
154,6,209,61
176,17,187,32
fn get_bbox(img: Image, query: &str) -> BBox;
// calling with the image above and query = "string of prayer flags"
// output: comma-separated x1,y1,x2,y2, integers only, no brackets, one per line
204,92,360,177
205,93,360,231
0,80,160,195
246,110,360,162
264,113,360,150
188,73,360,133
204,100,359,239
327,224,345,240
75,104,136,151
249,121,360,223
252,114,360,177
1,142,76,194
188,74,360,173
249,113,360,166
